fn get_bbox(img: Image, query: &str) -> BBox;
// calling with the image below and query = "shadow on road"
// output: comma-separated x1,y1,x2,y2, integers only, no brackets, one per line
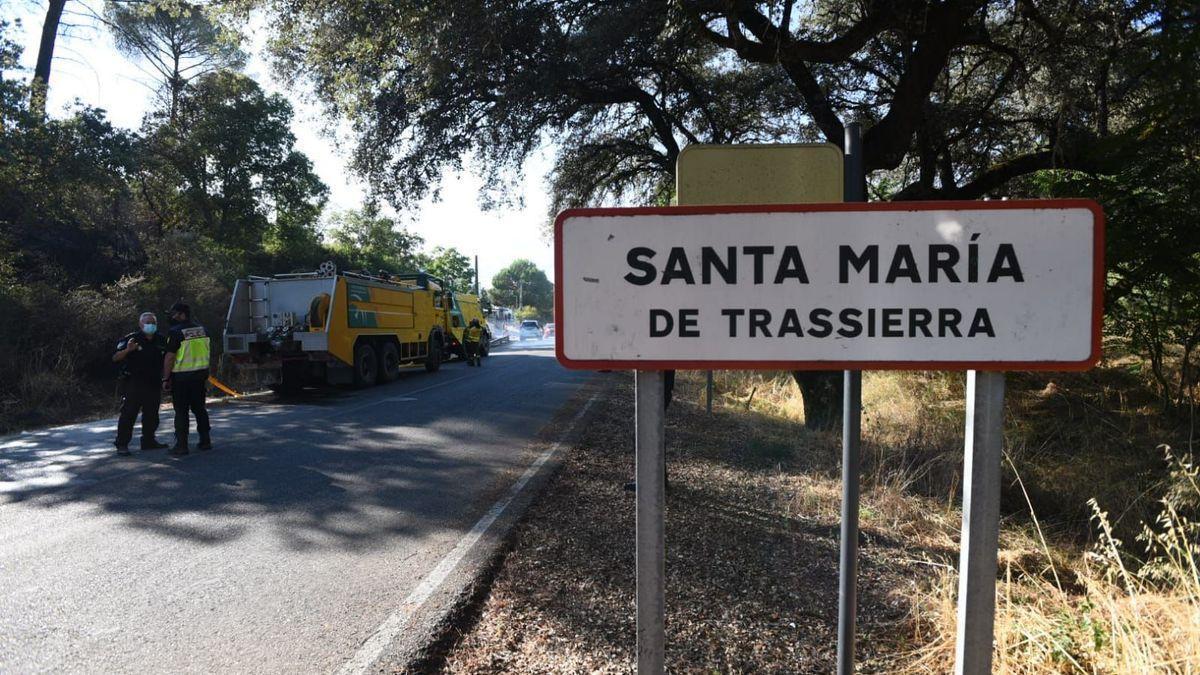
0,347,583,552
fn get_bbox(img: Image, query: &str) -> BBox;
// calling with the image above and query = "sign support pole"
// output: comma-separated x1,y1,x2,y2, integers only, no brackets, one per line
837,122,865,675
635,370,666,674
954,370,1006,675
706,371,714,414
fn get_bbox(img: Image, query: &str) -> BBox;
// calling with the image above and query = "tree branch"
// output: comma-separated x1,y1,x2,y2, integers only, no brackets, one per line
892,149,1054,200
863,0,988,170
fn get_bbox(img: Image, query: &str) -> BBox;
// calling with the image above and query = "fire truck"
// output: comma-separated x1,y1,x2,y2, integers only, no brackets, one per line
222,262,488,391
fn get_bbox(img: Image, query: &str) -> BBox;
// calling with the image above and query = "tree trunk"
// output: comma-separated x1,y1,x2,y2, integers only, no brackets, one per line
791,371,843,430
31,0,68,117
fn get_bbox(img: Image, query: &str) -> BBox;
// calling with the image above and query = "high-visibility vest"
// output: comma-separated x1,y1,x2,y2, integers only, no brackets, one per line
465,325,484,342
174,325,211,373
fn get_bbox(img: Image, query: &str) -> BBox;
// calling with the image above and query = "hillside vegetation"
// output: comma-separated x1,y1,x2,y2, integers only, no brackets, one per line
0,19,489,433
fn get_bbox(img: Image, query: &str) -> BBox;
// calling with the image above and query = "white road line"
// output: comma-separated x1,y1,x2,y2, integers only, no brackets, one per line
337,392,599,675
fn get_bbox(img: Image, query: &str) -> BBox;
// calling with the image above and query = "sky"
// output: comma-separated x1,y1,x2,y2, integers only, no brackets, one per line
3,1,557,286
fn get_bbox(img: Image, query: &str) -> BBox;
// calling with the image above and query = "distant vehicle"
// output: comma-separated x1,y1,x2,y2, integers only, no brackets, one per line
543,322,555,339
487,306,515,342
518,320,541,341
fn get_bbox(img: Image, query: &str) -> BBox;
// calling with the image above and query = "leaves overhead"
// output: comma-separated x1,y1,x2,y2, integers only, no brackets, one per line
247,0,801,212
248,0,1195,213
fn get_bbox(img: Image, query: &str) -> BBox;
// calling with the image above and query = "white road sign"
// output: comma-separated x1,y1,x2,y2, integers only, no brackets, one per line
554,200,1103,370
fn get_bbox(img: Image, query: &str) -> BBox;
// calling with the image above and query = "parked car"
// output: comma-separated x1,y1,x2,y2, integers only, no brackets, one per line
518,320,542,341
543,322,556,339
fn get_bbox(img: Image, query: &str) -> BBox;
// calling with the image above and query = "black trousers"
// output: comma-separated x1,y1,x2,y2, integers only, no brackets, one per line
115,380,161,447
464,340,481,365
171,375,211,444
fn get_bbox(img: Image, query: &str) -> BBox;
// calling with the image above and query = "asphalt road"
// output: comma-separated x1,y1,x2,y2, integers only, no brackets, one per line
0,339,593,674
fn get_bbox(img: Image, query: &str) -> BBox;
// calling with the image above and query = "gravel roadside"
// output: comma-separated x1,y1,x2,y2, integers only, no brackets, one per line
431,371,934,673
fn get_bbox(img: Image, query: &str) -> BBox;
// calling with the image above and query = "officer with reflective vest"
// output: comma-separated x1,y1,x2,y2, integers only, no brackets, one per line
162,302,212,455
463,318,485,367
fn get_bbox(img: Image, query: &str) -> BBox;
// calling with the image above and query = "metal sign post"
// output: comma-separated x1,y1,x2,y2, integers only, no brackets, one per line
837,122,864,675
955,370,1006,674
705,371,714,413
635,370,667,674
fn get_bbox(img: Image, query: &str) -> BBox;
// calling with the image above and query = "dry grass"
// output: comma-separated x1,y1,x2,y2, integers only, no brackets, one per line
898,448,1200,673
438,349,1199,673
439,373,926,673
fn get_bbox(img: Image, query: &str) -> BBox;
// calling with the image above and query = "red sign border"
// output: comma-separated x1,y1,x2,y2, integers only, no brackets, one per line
554,199,1104,372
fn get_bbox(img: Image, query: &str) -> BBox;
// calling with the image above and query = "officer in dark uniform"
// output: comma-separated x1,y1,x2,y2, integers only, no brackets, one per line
162,302,212,455
112,312,170,456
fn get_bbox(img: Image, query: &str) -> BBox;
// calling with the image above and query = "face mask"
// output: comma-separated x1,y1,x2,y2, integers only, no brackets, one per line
142,323,158,335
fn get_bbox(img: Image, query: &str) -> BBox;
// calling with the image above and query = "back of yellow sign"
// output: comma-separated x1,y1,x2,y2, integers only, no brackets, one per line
676,143,844,206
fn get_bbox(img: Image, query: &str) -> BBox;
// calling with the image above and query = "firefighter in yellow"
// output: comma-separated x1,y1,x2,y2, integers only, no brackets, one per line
162,302,212,455
463,318,485,367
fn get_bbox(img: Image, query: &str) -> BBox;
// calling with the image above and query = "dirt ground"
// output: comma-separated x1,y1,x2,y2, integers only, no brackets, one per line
434,372,943,673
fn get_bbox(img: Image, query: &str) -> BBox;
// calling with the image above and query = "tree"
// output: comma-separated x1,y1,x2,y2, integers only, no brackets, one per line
31,0,68,117
515,305,539,321
136,71,327,255
253,0,1198,427
490,259,553,317
254,0,1192,206
0,21,26,125
1,24,141,288
106,0,245,123
1028,15,1200,410
420,246,475,291
326,207,424,273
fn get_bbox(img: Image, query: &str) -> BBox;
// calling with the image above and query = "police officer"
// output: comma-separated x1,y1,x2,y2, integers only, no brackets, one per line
463,318,485,366
112,312,170,456
162,302,212,455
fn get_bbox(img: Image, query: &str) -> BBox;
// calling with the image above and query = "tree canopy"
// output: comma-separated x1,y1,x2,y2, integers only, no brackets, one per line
420,246,476,292
325,208,425,273
136,71,328,257
248,0,1195,211
105,0,246,122
489,259,553,318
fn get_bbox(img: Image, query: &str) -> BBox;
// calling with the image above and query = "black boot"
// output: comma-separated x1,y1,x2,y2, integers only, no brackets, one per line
141,438,168,450
198,433,212,451
170,441,189,456
116,444,132,457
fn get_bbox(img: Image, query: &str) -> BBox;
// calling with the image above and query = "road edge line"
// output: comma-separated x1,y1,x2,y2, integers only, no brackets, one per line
338,388,601,675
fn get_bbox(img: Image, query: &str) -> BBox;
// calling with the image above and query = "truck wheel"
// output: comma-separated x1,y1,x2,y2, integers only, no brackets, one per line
424,336,442,372
272,377,303,397
353,343,378,387
378,342,400,383
273,361,305,396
